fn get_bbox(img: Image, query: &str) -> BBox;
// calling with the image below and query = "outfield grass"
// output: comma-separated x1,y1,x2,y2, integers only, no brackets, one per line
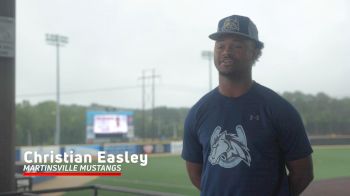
64,146,350,196
312,145,350,180
64,155,198,196
92,155,199,195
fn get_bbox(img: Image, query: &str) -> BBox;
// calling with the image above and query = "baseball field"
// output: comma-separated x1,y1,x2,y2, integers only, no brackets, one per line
63,145,350,196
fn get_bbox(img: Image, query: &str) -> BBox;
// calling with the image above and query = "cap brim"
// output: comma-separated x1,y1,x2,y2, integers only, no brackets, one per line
209,32,264,49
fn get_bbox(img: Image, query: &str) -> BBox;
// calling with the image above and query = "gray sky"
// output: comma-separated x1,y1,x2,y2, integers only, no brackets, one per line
16,0,350,109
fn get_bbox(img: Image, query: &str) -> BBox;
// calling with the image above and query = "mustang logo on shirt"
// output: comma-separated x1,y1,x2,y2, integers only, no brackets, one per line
209,125,251,168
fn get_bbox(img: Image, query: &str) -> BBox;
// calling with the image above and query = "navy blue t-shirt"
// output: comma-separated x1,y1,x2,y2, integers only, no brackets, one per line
182,82,313,196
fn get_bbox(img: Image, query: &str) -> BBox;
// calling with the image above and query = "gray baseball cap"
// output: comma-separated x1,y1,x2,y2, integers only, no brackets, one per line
209,15,264,49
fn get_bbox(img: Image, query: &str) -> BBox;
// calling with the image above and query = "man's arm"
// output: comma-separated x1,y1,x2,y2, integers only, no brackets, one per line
286,155,314,196
185,161,202,190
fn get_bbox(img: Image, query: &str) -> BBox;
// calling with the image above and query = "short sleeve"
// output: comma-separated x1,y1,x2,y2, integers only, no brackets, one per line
181,108,203,164
274,101,313,161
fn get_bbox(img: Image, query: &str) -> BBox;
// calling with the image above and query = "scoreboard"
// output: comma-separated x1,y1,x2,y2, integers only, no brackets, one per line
86,111,134,143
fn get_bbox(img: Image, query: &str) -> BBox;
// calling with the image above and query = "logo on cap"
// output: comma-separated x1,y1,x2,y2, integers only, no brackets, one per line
222,17,239,32
210,15,264,49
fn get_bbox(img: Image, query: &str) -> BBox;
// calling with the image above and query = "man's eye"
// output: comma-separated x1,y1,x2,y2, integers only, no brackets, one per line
216,45,224,49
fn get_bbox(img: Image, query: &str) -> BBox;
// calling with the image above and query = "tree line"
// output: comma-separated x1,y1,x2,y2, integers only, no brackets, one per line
15,91,350,146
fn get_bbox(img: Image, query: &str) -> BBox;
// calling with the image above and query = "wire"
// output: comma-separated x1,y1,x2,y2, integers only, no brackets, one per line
17,85,141,98
16,84,207,98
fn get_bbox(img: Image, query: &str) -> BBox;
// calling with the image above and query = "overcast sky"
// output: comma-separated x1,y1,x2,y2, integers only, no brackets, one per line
16,0,350,109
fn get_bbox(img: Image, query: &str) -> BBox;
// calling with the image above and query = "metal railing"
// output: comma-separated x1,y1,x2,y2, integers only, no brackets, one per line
0,184,184,196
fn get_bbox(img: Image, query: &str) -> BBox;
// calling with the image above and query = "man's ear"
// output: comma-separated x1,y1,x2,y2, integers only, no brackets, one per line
253,48,262,62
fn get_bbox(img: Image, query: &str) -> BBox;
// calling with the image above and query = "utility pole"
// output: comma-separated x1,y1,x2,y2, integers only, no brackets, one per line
142,70,146,138
201,50,214,91
138,69,160,139
151,68,157,139
46,34,68,145
0,0,16,192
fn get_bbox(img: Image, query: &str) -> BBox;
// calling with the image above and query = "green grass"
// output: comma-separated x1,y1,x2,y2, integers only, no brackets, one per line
313,146,350,180
64,155,198,196
64,146,350,196
92,155,198,195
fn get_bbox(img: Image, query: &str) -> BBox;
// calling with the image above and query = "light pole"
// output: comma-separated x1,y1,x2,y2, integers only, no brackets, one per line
46,34,68,145
201,50,214,91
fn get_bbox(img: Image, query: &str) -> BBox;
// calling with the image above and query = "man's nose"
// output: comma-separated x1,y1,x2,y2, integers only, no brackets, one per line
222,47,232,56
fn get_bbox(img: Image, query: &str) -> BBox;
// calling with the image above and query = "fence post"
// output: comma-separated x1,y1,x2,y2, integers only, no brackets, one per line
0,0,16,192
93,187,98,196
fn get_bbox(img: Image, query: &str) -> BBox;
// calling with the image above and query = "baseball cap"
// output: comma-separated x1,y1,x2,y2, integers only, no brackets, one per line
209,15,264,49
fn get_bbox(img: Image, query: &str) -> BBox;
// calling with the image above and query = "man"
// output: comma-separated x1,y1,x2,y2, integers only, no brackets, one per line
182,15,313,196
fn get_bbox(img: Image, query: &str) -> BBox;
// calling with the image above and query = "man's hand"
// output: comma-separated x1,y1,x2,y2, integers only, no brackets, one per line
286,155,314,196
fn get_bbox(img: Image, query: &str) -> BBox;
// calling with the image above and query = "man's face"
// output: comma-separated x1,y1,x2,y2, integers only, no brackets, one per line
214,35,257,78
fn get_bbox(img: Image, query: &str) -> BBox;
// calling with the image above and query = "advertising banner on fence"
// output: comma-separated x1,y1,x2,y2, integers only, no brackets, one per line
63,145,101,158
170,141,183,154
20,146,60,162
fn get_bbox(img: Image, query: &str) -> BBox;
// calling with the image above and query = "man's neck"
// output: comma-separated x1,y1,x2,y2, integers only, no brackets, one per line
218,75,253,98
